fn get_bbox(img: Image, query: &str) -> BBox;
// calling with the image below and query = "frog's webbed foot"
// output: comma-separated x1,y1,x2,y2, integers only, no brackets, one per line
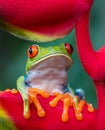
49,92,94,122
28,88,49,117
17,78,94,122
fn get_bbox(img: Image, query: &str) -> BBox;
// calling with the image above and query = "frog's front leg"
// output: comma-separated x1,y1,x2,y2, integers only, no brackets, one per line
17,76,30,119
49,85,85,122
17,76,50,119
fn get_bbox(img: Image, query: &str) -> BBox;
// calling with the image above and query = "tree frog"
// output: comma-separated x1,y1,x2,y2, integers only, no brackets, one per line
17,43,85,121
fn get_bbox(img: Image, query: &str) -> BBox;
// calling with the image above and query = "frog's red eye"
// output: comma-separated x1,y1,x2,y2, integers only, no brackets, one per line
65,43,73,55
27,45,38,58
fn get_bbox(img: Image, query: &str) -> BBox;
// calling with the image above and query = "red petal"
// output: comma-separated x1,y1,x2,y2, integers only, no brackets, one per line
0,0,93,41
0,91,97,130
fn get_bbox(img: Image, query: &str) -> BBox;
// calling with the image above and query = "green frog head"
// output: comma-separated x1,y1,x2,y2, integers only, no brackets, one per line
26,43,73,72
25,43,73,94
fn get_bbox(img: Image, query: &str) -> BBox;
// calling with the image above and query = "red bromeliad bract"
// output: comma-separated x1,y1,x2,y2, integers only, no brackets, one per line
76,10,105,130
1,0,105,130
0,91,97,130
0,0,93,42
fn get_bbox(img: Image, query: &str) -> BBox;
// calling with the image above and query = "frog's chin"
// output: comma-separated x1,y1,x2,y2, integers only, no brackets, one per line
26,54,72,94
26,54,72,72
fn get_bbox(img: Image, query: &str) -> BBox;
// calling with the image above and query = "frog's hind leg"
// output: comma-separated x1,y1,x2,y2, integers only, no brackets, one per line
17,76,30,119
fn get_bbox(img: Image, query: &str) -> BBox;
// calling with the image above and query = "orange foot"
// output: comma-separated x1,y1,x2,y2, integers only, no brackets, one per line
4,88,18,94
49,93,94,122
24,88,49,119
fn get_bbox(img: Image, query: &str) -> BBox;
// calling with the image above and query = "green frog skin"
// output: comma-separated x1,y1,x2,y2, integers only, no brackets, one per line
17,43,73,93
26,43,73,94
17,43,85,120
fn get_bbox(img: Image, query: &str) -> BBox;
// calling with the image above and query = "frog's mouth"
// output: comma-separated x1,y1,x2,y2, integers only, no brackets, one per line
26,54,72,72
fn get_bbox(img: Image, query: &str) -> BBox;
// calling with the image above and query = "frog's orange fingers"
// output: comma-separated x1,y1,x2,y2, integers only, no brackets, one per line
28,88,49,98
62,97,70,122
49,94,63,107
29,93,46,117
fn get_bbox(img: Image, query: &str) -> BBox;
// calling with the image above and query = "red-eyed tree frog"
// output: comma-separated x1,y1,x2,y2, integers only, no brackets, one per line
17,43,85,122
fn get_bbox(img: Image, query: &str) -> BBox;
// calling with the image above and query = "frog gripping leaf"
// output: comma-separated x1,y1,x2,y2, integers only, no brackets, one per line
17,43,94,122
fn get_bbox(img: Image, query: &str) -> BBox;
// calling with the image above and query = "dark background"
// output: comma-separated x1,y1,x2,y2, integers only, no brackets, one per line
0,0,105,108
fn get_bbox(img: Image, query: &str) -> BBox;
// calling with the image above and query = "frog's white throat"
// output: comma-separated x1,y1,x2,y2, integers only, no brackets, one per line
26,55,72,94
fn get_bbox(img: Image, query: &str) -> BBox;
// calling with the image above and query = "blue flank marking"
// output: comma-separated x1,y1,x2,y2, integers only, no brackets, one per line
24,75,30,87
63,85,71,93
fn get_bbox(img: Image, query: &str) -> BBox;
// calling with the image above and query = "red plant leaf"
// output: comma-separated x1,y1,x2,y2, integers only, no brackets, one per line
0,0,93,42
0,91,97,130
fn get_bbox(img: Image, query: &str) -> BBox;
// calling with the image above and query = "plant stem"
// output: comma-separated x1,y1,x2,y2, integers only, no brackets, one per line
76,10,105,129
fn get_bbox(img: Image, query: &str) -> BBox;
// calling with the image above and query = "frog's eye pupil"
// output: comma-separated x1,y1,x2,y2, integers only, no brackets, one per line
29,47,32,55
27,45,38,58
65,43,73,55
